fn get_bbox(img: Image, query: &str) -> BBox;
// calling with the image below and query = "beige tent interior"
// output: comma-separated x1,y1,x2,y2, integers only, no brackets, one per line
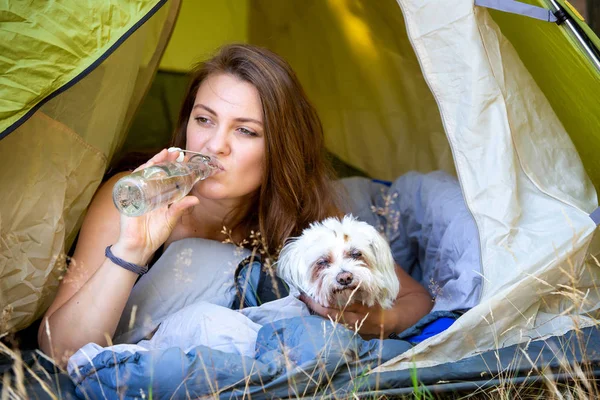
1,0,600,393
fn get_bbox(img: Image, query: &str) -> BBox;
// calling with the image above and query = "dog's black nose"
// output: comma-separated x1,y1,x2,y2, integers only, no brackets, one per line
336,271,354,286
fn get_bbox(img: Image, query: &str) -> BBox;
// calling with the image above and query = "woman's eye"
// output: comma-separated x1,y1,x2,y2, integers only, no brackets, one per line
238,127,257,137
194,117,211,125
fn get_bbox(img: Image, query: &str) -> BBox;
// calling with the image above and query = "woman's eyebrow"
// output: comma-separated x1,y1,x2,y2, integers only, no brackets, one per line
235,117,263,126
193,103,263,126
193,104,217,115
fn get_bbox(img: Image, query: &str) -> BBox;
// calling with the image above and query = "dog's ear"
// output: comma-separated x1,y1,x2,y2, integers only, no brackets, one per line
369,229,401,306
275,238,304,289
368,231,395,271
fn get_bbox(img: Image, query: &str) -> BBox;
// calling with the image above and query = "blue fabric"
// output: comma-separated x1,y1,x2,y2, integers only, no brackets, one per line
236,260,262,307
71,317,412,399
393,311,460,340
371,178,392,187
24,327,600,398
404,317,456,343
390,311,460,344
590,206,600,225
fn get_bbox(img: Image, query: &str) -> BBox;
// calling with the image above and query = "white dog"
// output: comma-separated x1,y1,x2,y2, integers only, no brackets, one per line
277,215,400,309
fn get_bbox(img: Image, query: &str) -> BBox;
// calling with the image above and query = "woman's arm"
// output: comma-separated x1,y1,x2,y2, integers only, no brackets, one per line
300,266,433,339
38,149,198,366
38,172,145,364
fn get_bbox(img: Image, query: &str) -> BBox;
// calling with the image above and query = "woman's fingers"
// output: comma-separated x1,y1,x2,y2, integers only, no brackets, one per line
166,195,200,223
150,148,184,165
300,294,345,321
300,294,326,314
298,294,366,331
165,148,181,163
132,161,152,173
153,148,169,160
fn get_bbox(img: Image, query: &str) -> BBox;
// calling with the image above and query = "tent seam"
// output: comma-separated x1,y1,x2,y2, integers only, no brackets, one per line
0,0,169,142
35,112,108,167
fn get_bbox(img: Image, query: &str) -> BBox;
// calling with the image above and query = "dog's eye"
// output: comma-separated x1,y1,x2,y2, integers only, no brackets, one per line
350,250,362,259
316,258,329,267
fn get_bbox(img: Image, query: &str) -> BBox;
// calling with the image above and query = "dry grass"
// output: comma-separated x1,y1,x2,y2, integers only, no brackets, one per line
1,297,598,399
1,205,600,399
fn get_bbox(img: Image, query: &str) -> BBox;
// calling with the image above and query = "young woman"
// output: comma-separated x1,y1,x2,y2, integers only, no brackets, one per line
38,44,432,364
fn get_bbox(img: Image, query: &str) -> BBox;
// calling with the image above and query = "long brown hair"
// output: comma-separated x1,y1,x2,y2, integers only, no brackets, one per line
172,44,342,255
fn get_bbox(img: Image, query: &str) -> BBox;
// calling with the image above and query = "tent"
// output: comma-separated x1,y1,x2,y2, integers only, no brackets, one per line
1,0,600,396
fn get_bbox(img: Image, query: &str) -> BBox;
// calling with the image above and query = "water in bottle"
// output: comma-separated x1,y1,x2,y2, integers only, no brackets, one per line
113,154,216,217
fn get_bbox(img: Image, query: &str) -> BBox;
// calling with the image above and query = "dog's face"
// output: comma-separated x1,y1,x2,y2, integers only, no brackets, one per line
277,215,400,309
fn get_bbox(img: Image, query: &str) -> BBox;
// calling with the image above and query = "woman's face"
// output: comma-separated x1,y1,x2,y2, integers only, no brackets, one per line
186,73,265,203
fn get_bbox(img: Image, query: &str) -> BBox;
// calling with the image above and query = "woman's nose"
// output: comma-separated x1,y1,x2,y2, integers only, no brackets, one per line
205,127,230,156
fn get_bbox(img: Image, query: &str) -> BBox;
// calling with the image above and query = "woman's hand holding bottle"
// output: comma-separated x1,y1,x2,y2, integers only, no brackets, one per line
112,149,200,263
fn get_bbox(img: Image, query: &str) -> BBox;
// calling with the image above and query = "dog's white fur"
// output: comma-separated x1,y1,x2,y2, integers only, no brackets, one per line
277,215,400,309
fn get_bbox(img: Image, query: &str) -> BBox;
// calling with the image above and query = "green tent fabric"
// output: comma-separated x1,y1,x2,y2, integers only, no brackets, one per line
0,0,180,333
1,0,600,376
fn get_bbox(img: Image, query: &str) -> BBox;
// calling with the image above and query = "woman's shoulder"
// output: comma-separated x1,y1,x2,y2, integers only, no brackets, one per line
102,170,131,187
78,172,130,239
93,171,130,207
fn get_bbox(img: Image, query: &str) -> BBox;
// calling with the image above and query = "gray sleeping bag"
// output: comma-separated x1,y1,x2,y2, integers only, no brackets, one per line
113,170,481,346
340,171,482,313
68,171,483,399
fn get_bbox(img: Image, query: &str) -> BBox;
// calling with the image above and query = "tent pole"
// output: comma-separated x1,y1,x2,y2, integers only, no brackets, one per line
548,0,600,72
475,0,600,72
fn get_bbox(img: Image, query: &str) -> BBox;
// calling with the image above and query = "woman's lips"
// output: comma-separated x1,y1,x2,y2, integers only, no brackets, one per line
207,157,224,171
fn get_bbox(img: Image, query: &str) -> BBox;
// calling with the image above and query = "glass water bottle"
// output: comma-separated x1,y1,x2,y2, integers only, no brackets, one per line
112,154,216,217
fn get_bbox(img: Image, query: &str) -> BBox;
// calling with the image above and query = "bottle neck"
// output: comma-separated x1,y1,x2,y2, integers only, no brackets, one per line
187,154,216,180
